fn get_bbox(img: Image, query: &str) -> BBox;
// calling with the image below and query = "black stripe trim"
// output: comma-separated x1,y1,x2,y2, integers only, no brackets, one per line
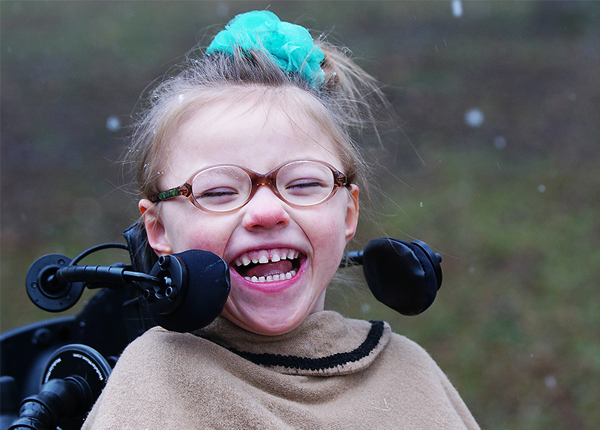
225,320,384,371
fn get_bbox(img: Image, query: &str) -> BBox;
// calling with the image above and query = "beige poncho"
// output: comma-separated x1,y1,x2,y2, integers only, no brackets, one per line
83,311,479,429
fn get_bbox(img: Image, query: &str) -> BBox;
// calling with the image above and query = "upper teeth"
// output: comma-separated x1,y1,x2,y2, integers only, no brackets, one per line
234,249,299,267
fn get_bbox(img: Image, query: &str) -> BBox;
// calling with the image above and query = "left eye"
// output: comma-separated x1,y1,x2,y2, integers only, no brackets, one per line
286,179,325,190
283,180,328,199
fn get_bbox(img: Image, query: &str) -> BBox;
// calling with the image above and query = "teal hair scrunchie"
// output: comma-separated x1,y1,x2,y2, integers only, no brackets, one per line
207,10,325,89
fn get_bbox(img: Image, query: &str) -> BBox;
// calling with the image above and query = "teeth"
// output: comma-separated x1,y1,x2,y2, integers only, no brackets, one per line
244,270,297,283
235,249,300,267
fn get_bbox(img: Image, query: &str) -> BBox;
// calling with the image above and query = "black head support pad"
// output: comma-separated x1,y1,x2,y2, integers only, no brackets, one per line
362,238,442,316
147,250,231,333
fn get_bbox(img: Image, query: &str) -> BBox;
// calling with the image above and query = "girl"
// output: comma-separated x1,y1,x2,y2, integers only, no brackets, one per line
83,11,479,429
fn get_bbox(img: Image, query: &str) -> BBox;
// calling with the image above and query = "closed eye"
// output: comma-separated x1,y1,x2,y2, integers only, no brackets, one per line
197,187,239,202
283,180,329,200
286,179,326,190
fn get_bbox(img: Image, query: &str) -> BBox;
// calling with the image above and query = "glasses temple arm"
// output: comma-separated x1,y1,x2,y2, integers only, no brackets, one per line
148,183,192,203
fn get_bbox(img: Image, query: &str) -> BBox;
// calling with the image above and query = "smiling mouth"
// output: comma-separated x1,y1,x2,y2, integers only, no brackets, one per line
233,249,303,283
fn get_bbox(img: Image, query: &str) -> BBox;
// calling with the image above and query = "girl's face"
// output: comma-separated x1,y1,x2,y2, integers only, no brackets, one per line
140,91,359,335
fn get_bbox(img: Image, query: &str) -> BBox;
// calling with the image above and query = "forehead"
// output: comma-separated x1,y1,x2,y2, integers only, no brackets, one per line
161,88,342,183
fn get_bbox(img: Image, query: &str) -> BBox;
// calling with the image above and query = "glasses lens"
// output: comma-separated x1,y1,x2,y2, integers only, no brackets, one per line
277,161,336,206
191,166,251,211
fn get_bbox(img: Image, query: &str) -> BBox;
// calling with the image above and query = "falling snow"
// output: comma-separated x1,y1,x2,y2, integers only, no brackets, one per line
106,116,121,132
465,108,485,128
451,0,463,18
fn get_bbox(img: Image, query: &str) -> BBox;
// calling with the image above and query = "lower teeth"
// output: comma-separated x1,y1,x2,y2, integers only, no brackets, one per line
244,270,297,283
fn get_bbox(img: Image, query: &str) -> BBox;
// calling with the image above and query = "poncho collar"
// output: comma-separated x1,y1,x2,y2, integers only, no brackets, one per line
194,311,391,376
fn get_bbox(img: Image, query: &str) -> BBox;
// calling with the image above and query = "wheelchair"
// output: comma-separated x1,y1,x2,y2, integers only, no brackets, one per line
1,222,442,430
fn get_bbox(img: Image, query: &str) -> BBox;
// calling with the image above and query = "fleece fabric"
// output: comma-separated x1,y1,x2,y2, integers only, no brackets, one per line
82,311,479,429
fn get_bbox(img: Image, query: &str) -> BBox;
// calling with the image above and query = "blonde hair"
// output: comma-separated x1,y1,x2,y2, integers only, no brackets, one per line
126,36,389,201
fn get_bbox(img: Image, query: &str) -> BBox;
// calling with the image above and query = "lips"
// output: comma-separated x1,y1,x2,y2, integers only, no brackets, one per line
232,248,302,283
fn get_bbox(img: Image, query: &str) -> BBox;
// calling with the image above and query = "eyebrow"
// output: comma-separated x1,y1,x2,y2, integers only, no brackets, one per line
195,165,247,181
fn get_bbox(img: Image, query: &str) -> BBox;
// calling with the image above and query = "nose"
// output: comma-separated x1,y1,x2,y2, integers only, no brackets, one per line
241,185,291,231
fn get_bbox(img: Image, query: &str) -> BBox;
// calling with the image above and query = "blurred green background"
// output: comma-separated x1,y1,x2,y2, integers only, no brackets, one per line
2,1,599,429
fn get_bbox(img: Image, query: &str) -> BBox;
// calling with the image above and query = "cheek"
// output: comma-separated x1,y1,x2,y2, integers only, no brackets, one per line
305,204,349,264
162,205,233,256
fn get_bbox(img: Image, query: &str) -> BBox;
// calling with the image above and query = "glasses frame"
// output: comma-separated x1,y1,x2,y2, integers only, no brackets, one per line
148,159,349,213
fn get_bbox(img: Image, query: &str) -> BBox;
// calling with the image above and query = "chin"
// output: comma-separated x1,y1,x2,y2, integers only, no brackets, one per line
223,307,312,336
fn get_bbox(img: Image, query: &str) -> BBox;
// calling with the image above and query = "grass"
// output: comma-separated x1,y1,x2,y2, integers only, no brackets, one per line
330,147,600,429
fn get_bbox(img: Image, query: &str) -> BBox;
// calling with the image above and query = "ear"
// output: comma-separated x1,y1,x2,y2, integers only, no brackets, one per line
139,199,173,256
344,185,360,244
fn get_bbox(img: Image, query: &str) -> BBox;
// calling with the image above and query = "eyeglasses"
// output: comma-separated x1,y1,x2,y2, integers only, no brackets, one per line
148,159,349,213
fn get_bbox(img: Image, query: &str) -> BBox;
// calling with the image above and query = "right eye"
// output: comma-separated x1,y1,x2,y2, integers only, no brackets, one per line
196,188,239,205
191,166,250,209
